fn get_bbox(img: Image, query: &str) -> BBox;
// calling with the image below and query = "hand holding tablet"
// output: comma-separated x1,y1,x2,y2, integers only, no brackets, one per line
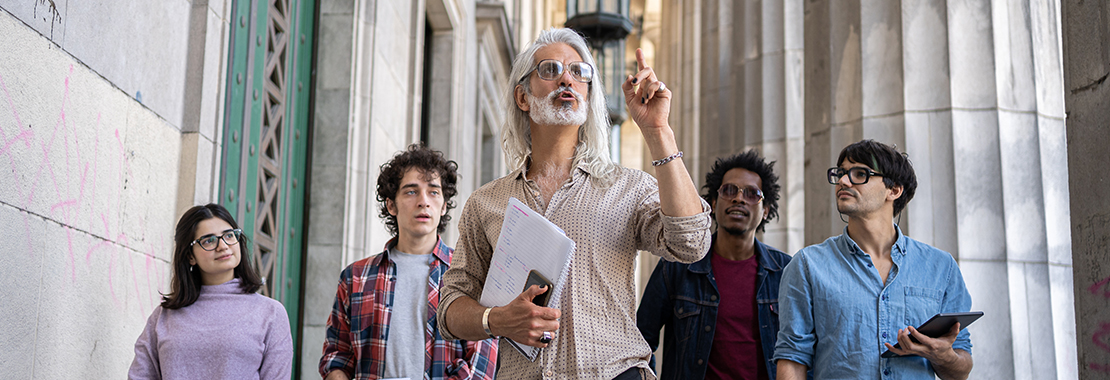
881,311,983,358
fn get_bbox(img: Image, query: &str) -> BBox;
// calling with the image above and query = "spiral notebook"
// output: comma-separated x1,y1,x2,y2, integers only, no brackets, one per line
478,197,575,362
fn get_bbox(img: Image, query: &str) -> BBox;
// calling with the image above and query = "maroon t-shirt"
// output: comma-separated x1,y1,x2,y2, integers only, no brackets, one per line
705,251,768,380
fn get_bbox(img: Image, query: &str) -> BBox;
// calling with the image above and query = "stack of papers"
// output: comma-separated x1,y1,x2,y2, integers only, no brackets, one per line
478,197,575,361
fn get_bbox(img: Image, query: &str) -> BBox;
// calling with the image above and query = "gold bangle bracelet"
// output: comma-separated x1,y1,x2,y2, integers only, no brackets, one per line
482,307,495,338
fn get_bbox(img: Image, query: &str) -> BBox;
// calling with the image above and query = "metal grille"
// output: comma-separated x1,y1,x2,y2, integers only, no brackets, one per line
254,0,290,297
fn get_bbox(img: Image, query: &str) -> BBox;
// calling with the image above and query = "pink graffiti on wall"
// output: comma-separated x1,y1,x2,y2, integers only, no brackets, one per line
1089,277,1110,299
1086,276,1110,373
0,65,170,318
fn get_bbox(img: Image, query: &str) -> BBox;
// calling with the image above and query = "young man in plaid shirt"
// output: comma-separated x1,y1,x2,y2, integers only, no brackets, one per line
320,144,497,380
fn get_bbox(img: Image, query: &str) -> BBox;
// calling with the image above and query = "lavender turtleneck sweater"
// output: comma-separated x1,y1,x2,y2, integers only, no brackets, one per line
128,279,293,380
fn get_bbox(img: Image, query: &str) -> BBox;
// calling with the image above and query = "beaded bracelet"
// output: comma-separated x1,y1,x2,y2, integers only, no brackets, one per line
651,151,683,167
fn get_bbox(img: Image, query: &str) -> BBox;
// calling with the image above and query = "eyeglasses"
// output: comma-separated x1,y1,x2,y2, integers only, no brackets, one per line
718,183,764,202
521,59,594,83
827,167,883,185
190,229,242,251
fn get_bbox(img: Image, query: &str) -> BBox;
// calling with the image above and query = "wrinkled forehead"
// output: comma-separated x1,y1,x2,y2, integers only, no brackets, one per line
534,42,584,65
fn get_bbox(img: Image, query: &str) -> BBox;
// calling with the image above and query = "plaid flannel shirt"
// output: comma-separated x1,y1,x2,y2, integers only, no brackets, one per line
320,236,498,380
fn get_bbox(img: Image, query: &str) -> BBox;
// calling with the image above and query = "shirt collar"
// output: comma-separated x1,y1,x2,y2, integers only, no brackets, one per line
839,224,908,257
512,156,593,181
754,238,787,271
382,235,452,265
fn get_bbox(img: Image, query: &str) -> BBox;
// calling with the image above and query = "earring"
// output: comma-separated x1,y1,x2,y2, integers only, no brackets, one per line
189,265,194,272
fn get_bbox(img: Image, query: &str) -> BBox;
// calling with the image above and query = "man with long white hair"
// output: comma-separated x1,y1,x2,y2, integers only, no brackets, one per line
437,28,711,379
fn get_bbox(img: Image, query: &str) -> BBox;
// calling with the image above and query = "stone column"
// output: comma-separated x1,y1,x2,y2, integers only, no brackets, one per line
656,0,702,176
300,0,367,377
655,0,805,253
1061,1,1110,378
804,0,1075,378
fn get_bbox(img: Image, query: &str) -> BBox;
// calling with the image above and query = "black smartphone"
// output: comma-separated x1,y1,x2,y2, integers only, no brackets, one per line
881,311,984,358
522,270,552,307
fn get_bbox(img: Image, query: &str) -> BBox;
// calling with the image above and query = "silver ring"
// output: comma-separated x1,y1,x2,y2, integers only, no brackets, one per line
539,331,553,344
657,82,666,92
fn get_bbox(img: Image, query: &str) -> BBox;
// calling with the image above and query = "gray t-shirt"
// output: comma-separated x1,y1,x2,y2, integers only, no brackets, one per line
383,247,432,380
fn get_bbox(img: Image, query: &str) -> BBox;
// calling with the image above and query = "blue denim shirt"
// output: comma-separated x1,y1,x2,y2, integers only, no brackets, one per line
773,226,973,380
637,236,793,380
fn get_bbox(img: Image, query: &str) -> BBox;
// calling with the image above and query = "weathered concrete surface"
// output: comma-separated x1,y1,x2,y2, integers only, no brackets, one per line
0,8,182,378
1061,1,1110,378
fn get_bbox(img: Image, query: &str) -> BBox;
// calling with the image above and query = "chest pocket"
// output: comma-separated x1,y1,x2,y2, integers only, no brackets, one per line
904,286,943,326
671,298,706,359
673,298,704,319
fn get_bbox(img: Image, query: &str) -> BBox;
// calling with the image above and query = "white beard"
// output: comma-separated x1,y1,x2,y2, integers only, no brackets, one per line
527,86,588,127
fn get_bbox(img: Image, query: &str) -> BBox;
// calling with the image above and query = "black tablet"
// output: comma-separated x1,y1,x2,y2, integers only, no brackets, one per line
881,311,983,358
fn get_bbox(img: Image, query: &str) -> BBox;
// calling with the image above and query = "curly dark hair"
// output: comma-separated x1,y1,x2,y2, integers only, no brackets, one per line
702,150,781,233
836,139,917,216
376,144,460,236
162,204,263,310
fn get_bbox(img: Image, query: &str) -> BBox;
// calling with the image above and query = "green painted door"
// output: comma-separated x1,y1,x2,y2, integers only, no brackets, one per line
221,0,315,375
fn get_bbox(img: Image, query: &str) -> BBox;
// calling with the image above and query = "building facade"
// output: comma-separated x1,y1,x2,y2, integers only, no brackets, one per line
1,0,1107,379
0,0,518,378
646,0,1079,378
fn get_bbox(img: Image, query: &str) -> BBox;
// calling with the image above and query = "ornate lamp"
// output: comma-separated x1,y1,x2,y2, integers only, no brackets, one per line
566,0,633,160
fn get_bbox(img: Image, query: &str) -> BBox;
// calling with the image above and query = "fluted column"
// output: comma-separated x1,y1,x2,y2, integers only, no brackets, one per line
804,0,1075,378
656,0,703,177
655,0,805,253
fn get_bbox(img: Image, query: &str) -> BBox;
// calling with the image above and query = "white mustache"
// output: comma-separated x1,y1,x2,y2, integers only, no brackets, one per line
545,86,583,104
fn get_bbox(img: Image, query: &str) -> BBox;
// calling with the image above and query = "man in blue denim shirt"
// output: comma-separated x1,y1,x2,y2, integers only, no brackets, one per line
638,151,793,380
774,140,974,380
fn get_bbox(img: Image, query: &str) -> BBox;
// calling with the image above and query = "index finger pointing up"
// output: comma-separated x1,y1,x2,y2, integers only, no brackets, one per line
636,48,647,71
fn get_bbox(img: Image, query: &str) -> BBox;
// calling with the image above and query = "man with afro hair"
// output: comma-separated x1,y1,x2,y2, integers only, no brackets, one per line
638,150,798,380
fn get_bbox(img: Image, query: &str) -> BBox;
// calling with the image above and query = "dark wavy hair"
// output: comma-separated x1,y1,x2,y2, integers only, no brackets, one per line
376,144,460,235
161,204,263,309
836,139,918,216
702,150,781,233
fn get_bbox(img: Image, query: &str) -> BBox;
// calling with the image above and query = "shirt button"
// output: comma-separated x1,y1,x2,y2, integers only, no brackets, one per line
697,359,704,365
678,308,683,313
545,370,554,377
711,295,717,301
705,325,712,332
882,332,888,339
884,369,891,375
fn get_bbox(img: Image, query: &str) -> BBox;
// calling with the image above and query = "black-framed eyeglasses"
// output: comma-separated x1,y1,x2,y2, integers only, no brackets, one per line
827,167,884,185
521,59,594,83
719,183,764,203
190,229,242,251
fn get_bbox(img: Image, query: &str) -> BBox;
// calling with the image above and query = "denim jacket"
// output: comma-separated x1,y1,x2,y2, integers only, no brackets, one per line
637,235,798,380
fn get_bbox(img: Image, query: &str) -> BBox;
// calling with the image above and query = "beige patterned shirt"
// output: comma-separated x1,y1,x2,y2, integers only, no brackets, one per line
438,161,712,380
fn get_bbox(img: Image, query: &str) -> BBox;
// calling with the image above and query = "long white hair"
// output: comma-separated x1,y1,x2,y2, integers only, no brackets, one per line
501,28,617,186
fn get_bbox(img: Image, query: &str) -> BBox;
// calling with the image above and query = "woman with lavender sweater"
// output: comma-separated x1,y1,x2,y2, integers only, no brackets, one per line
128,204,294,380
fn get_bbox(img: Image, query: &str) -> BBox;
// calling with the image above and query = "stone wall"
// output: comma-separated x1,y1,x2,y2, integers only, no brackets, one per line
0,0,231,376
